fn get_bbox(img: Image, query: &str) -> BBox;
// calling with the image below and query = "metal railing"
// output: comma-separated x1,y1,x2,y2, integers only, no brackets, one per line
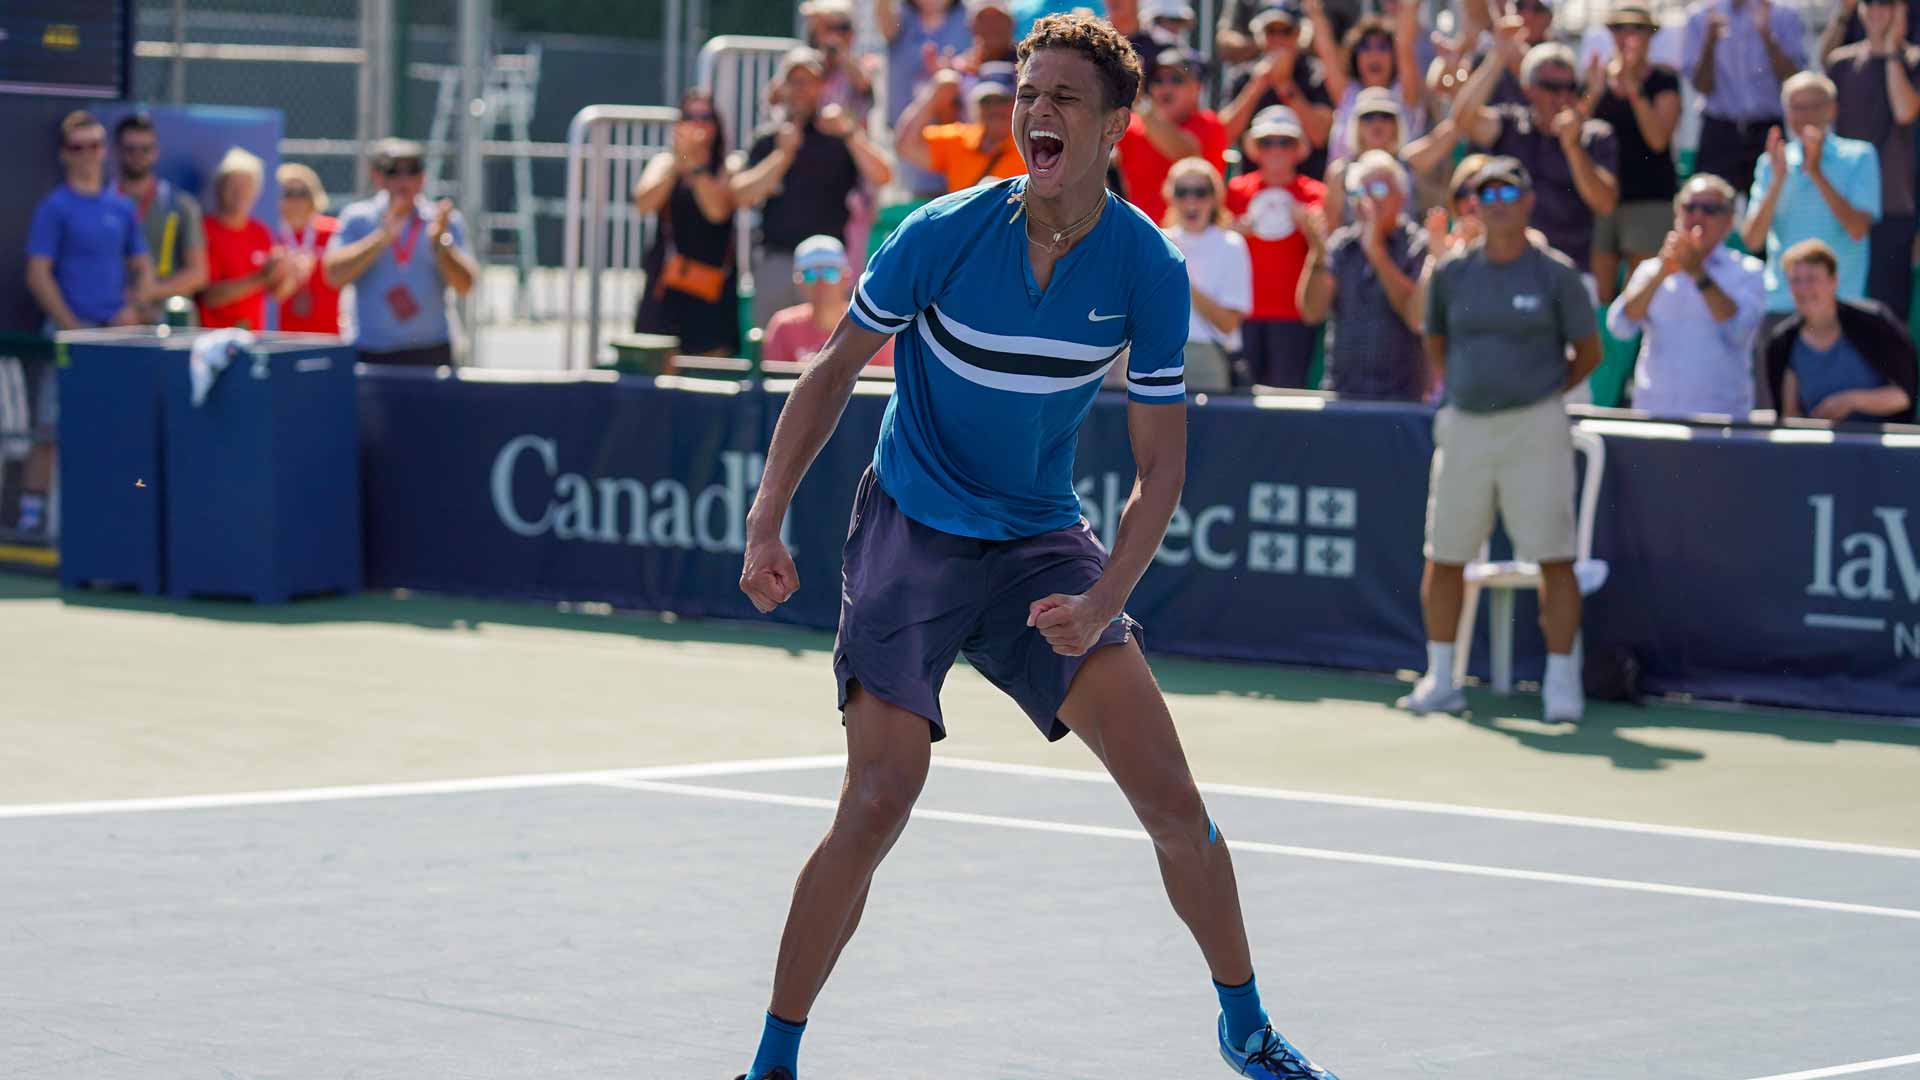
698,36,804,298
562,106,681,370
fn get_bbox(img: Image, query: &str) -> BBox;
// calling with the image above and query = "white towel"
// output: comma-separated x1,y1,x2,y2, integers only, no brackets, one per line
189,328,256,407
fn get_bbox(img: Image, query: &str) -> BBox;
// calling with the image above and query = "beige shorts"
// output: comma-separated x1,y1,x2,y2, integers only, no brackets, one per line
1424,395,1578,565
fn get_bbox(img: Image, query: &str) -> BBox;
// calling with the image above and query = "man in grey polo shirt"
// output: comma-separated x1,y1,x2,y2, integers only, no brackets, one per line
1402,156,1601,724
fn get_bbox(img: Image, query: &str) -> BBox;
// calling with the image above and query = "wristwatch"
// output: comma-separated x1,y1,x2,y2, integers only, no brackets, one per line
1693,271,1713,290
438,230,455,248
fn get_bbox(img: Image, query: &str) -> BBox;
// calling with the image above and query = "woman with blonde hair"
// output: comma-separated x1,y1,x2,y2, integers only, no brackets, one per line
275,162,343,335
1161,156,1251,393
199,147,294,329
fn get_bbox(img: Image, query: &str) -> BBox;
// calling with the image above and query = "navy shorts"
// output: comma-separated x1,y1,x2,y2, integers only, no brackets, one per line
832,468,1141,742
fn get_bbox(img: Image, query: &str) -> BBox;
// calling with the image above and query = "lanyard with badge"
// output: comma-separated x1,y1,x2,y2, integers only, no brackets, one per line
281,221,320,318
384,209,425,323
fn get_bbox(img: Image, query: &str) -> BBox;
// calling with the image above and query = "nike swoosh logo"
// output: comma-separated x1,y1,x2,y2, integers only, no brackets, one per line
1087,310,1124,322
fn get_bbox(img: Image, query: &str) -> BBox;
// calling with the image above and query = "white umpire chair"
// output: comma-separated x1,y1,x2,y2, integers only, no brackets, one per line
1451,426,1611,694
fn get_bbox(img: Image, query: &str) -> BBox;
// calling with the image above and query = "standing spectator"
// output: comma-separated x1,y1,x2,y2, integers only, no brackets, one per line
878,0,974,199
896,67,1025,194
274,163,344,336
1298,149,1431,400
198,148,290,331
1117,47,1229,225
1310,0,1425,163
1824,0,1920,53
1222,3,1337,178
1404,156,1602,723
733,48,894,328
1162,157,1252,392
1606,173,1767,416
1325,86,1465,224
633,89,740,357
1430,0,1556,109
1215,0,1271,65
1457,42,1621,291
26,111,150,332
802,0,877,122
761,235,896,367
964,0,1021,70
1682,0,1805,196
1825,0,1920,323
112,113,206,324
1767,239,1918,422
1226,106,1326,386
323,138,480,366
1582,6,1680,303
1741,74,1881,327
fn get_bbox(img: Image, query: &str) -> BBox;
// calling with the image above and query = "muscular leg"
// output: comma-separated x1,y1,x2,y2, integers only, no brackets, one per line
1058,642,1253,985
1422,559,1466,642
766,686,930,1021
1537,558,1581,655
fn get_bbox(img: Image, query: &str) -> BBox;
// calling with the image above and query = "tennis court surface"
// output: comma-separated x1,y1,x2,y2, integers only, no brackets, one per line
4,571,1919,1079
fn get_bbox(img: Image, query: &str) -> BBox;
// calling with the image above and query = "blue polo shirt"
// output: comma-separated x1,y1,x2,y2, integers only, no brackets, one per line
1751,134,1881,313
848,177,1189,540
330,193,468,351
26,185,147,326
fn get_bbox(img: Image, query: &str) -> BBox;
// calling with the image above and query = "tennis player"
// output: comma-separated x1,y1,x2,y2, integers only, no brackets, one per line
734,14,1338,1080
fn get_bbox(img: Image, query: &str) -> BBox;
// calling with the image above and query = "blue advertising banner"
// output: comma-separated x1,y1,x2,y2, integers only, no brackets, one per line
356,369,1920,720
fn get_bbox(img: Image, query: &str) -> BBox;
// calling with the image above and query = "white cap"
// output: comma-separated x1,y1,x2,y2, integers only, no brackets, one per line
1248,105,1304,140
794,234,849,274
1142,0,1199,21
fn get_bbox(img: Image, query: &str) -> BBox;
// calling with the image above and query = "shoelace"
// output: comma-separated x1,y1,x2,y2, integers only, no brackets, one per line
1243,1030,1318,1078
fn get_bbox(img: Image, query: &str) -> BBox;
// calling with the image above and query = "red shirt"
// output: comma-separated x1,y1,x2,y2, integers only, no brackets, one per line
1117,109,1229,228
1225,172,1325,322
276,214,343,335
764,303,894,367
200,216,274,330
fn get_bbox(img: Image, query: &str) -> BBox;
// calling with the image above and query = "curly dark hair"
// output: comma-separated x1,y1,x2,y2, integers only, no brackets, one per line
1015,13,1143,111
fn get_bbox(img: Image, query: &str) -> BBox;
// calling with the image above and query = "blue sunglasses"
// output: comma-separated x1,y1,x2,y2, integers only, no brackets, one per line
800,267,844,284
1476,183,1525,204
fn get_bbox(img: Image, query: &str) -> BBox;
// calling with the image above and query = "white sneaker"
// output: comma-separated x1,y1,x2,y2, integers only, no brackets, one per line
1395,673,1466,715
1542,667,1585,724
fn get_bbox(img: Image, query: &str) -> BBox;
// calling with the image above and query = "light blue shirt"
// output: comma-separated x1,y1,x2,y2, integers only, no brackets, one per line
1607,244,1767,417
847,177,1189,540
1012,0,1107,38
329,192,468,351
1680,0,1806,122
1750,133,1881,313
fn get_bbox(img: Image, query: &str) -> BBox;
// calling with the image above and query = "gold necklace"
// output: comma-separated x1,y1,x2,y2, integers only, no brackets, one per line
1008,190,1106,253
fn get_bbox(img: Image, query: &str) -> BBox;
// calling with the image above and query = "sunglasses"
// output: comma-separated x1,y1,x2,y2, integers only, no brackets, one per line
1152,71,1194,85
1256,135,1301,148
1360,179,1394,198
64,138,105,153
1680,201,1731,216
281,185,313,199
381,160,425,177
1534,78,1580,94
1172,184,1214,199
800,267,844,284
1476,183,1526,204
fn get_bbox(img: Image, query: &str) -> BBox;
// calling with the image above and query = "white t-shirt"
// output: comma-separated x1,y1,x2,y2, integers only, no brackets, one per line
1165,224,1254,349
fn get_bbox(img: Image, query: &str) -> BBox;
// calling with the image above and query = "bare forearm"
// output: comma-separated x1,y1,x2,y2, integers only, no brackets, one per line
1297,262,1333,323
1691,38,1718,94
730,150,794,207
1762,31,1799,80
1568,153,1619,215
1809,171,1874,240
1368,247,1419,312
1889,54,1920,125
1567,336,1603,387
1424,333,1448,380
895,93,942,171
687,171,735,223
1853,384,1913,415
26,264,80,330
435,241,478,296
1089,463,1183,615
1697,274,1740,320
633,157,677,215
747,323,883,536
1818,17,1850,65
1191,287,1246,333
1222,77,1267,139
1632,91,1679,152
201,270,269,308
1142,111,1202,160
847,132,894,185
1742,188,1780,251
147,255,207,302
323,227,392,287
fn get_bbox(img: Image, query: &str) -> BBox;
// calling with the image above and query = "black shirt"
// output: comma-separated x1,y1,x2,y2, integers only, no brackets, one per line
1593,65,1681,203
1226,54,1336,179
746,119,861,252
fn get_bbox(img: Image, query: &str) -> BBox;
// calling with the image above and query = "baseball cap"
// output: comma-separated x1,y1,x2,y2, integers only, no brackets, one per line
1353,86,1404,120
794,234,850,275
971,77,1015,101
1471,155,1533,191
1248,105,1304,140
1250,1,1303,32
775,46,828,82
1151,46,1207,76
798,0,854,16
371,137,425,169
1142,0,1199,21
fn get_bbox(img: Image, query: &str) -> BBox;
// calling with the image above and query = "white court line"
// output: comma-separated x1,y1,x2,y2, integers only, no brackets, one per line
601,778,1920,924
0,755,847,820
1737,1052,1920,1079
932,757,1920,861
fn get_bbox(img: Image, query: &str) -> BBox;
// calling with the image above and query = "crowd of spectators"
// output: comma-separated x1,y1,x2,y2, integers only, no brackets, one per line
630,0,1919,426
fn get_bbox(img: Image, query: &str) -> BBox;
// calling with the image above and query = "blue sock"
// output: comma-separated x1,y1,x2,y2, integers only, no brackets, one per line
748,1011,806,1079
1215,973,1270,1047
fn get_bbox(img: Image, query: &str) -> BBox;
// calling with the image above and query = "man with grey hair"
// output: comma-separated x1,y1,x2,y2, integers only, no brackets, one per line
1606,172,1767,416
1297,148,1431,399
1457,40,1619,281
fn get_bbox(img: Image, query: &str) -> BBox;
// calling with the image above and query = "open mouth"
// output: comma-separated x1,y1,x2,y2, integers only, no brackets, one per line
1027,128,1065,177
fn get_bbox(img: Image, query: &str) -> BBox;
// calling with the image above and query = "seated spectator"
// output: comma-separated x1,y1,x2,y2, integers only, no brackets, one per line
112,113,206,324
1767,239,1918,423
1607,173,1767,416
323,137,480,366
733,48,894,328
1457,41,1620,290
1118,47,1228,225
1222,3,1336,178
27,111,150,333
1824,0,1920,323
274,163,344,336
802,0,877,121
1299,149,1431,400
1583,5,1681,303
1226,106,1326,387
634,88,740,357
1161,157,1252,392
1430,0,1555,109
897,67,1024,194
1683,0,1804,197
878,0,974,200
762,235,896,366
1309,0,1426,164
198,148,291,332
1741,73,1881,329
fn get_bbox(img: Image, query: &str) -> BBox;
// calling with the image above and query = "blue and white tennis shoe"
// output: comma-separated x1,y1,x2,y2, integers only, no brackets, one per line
1219,1014,1341,1079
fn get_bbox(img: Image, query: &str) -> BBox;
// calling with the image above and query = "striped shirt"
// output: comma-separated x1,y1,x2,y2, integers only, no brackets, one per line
848,177,1190,540
1750,133,1881,313
1680,0,1806,122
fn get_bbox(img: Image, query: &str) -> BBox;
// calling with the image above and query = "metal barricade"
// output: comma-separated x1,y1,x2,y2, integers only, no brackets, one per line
562,105,680,370
698,36,804,298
